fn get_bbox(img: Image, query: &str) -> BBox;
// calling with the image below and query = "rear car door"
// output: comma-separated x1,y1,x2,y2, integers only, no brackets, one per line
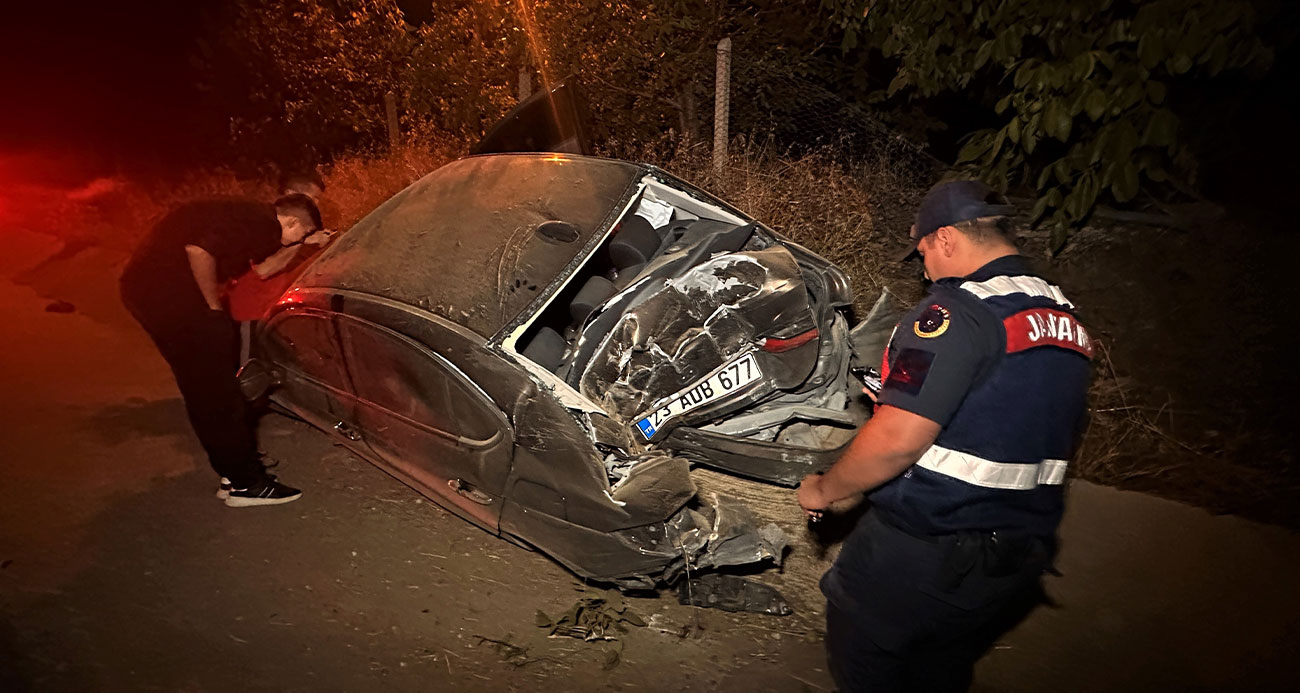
337,316,513,531
259,310,367,449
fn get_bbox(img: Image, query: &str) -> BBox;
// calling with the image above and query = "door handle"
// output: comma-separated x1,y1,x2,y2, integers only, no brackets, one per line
333,421,362,441
448,478,493,505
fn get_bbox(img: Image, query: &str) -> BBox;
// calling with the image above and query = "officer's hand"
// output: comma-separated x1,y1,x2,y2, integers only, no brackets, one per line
797,474,827,523
863,386,879,404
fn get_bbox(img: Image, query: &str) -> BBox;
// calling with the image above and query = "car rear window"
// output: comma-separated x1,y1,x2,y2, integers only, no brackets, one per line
295,154,642,337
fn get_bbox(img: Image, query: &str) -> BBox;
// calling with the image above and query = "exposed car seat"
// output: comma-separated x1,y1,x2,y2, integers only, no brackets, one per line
608,215,661,269
569,275,617,324
521,326,568,373
611,262,646,290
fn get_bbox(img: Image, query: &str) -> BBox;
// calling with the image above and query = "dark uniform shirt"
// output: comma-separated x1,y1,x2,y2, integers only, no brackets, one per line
868,254,1093,537
122,199,282,315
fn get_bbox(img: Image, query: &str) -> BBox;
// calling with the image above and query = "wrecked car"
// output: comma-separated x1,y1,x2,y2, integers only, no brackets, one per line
239,152,897,587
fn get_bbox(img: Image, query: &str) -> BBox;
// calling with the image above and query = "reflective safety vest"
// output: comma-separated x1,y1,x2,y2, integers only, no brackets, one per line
871,272,1093,538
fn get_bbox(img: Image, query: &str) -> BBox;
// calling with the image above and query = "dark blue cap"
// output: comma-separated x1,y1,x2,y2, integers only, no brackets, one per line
897,180,1014,260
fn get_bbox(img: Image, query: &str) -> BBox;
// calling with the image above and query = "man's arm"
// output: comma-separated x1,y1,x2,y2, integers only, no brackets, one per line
184,244,225,311
797,405,941,515
251,244,300,279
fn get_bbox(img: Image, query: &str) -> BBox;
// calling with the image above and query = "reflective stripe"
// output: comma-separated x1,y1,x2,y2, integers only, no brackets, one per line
959,275,1075,309
914,445,1068,490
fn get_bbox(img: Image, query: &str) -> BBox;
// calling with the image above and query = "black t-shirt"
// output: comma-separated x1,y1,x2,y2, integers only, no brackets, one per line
122,198,283,308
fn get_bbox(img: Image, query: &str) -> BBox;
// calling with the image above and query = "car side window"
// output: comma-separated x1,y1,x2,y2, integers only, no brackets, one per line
339,320,500,442
262,313,350,391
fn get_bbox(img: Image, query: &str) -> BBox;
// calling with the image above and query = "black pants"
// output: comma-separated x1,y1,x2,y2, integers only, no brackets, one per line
821,512,1046,692
121,280,265,488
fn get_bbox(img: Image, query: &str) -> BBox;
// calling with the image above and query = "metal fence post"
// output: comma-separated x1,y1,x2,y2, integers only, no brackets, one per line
713,37,732,174
519,66,533,102
384,91,401,147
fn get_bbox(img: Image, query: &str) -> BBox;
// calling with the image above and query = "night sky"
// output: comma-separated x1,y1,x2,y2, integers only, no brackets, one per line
0,1,220,171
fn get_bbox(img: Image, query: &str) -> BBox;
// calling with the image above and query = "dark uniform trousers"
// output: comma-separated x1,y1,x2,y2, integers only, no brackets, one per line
821,511,1049,692
120,280,263,488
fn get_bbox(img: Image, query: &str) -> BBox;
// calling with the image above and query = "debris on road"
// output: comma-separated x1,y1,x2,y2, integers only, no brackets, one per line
535,597,646,641
677,573,793,616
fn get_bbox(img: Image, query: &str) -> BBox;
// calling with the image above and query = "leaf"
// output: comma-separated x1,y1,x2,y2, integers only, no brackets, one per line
957,133,990,163
1108,119,1139,161
1049,225,1069,254
1145,80,1166,105
886,71,910,97
1042,100,1061,140
995,94,1012,114
974,40,993,69
1052,101,1073,142
1007,117,1021,144
1064,188,1087,221
1112,162,1140,202
1014,64,1035,89
986,127,1007,165
1166,53,1193,75
1024,113,1041,153
1137,35,1162,69
1142,109,1178,148
1084,88,1109,121
1029,193,1052,223
1071,52,1096,80
1036,165,1054,190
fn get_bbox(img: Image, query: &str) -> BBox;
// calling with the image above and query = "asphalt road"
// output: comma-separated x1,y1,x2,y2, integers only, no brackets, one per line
2,233,1298,691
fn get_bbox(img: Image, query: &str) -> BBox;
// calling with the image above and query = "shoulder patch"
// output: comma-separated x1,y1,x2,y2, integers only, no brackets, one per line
913,304,951,338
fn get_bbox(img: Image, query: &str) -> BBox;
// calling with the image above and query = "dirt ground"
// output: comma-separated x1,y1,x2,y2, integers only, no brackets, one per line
2,223,1298,691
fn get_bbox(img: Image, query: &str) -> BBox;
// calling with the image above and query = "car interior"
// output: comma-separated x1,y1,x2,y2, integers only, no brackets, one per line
510,178,760,378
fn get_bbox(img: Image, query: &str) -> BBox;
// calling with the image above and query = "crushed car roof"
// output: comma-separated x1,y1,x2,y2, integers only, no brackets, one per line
295,154,644,336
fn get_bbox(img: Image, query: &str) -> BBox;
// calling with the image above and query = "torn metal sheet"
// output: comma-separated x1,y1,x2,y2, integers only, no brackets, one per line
611,491,788,590
677,574,793,616
576,246,814,421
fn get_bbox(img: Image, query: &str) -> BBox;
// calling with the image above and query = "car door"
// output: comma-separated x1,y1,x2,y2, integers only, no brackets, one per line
336,315,513,531
258,309,368,450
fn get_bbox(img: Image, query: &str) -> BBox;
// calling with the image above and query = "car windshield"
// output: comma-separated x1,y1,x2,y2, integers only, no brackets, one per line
296,154,643,336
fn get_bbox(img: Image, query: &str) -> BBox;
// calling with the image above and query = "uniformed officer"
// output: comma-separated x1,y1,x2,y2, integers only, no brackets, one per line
798,180,1093,691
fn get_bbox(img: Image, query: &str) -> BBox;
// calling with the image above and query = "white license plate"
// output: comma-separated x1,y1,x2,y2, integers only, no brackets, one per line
635,353,762,440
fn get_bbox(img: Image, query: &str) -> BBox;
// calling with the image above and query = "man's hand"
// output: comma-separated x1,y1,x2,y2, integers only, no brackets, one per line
798,474,827,522
303,228,335,246
792,405,943,521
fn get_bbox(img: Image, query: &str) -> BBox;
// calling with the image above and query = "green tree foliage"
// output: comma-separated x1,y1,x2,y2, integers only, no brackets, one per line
198,0,831,162
197,0,411,161
824,0,1273,244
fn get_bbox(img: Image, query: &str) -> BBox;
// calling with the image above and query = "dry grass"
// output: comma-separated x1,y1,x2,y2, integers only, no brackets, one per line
635,137,931,316
318,144,459,231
